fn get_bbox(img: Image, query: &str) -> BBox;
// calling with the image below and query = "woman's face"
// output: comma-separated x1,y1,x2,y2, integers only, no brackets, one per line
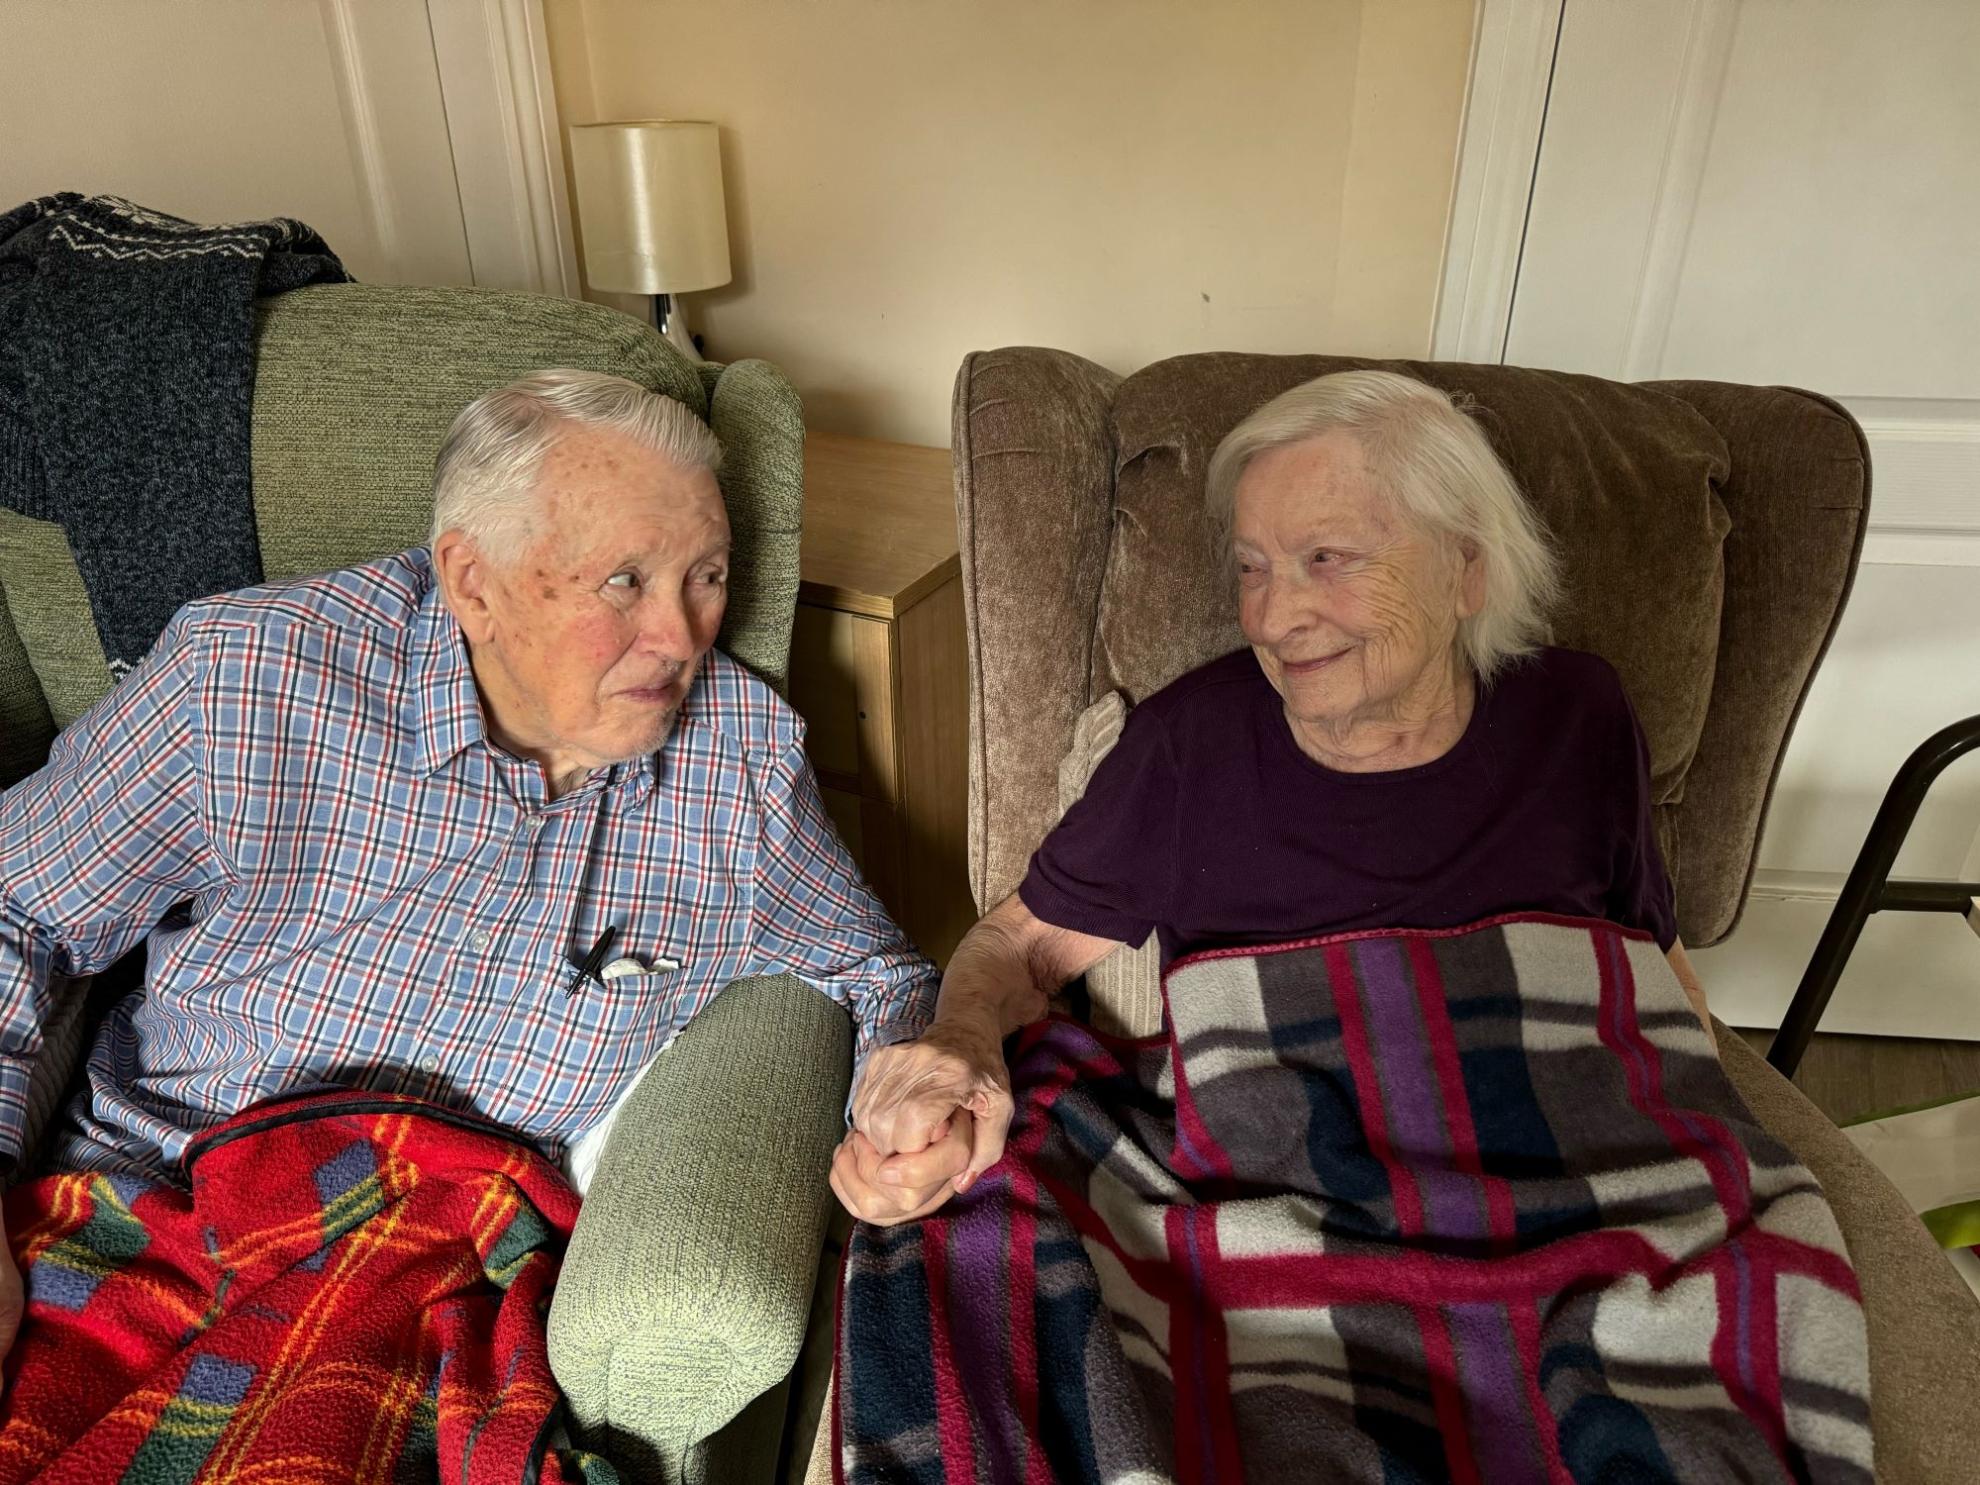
1232,432,1482,736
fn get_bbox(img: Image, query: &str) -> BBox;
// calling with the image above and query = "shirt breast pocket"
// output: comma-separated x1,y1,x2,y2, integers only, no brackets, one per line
561,951,681,1051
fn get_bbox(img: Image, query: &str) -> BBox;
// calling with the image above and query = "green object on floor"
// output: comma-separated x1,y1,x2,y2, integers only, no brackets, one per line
1844,1092,1980,1298
1923,1199,1980,1251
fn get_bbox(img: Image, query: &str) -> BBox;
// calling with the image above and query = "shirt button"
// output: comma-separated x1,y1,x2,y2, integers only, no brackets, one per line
421,1056,441,1073
469,928,493,949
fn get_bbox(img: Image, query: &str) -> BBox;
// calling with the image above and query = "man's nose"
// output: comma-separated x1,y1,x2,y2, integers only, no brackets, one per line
638,590,695,660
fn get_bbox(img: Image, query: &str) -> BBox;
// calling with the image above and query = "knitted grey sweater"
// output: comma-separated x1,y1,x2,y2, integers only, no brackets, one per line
0,194,347,678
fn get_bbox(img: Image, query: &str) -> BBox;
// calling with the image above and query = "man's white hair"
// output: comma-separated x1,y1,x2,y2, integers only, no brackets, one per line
429,368,723,557
1204,369,1561,681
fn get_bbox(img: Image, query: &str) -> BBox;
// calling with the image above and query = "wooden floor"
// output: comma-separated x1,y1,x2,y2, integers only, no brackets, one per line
1734,1027,1980,1125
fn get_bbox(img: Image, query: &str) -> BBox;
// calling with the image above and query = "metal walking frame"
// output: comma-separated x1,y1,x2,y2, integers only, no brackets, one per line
1767,714,1980,1078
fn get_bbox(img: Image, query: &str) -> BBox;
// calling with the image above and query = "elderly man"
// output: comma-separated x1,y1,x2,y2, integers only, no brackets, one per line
0,368,935,1356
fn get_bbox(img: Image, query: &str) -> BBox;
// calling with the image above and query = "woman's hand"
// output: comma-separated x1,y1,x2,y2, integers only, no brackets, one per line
1667,939,1717,1050
832,893,1121,1226
850,1019,1014,1198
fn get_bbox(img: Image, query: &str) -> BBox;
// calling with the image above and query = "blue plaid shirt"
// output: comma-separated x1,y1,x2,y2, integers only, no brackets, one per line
0,550,936,1175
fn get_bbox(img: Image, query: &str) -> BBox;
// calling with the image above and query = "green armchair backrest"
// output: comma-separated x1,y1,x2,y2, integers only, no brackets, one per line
0,282,804,787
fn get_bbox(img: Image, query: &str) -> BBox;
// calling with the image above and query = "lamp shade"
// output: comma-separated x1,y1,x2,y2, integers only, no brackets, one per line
569,120,732,295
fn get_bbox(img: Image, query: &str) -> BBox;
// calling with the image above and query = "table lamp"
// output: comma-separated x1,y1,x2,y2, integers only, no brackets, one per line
569,120,732,361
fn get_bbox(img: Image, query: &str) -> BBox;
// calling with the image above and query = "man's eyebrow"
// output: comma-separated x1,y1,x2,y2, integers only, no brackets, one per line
589,535,731,568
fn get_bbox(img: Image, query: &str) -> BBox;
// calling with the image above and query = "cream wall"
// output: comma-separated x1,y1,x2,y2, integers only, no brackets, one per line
2,1,380,277
545,0,1475,446
1,0,476,287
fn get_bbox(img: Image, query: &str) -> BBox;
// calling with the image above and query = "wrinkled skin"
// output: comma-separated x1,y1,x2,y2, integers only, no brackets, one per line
1233,431,1482,772
434,423,730,797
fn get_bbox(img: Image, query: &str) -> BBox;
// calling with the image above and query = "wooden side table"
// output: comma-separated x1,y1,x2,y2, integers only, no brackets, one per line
788,432,975,965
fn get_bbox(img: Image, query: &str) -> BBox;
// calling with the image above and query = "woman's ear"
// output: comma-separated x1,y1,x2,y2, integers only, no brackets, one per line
1456,538,1486,621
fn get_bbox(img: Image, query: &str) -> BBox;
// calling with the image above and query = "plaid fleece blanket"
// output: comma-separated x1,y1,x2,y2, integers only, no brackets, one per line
837,916,1872,1484
0,1090,612,1485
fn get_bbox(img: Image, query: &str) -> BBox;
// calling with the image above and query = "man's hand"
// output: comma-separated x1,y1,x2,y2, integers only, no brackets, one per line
833,893,1118,1226
847,1019,1015,1210
830,1116,978,1227
0,1211,21,1366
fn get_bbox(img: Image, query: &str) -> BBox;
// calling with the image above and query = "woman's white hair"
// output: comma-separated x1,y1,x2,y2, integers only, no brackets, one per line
429,368,723,558
1204,369,1561,681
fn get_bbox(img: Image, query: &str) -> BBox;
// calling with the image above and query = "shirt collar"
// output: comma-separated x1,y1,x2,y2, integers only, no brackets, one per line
408,579,485,776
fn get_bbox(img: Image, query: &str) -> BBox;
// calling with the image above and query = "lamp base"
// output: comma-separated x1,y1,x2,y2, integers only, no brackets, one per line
652,292,701,362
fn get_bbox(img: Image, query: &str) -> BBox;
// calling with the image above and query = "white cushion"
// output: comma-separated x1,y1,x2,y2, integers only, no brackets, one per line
1056,692,1163,1038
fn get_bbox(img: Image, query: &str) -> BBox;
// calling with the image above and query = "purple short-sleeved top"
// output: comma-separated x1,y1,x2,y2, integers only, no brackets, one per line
1020,646,1677,964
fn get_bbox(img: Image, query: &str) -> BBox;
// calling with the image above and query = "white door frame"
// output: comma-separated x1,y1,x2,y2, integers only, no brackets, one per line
1434,0,1742,374
426,0,581,297
1431,0,1564,363
318,0,578,297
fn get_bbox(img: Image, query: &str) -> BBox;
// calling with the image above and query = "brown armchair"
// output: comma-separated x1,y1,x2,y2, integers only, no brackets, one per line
950,347,1980,1483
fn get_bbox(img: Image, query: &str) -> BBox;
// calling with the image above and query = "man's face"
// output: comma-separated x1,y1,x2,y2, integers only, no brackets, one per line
441,423,730,779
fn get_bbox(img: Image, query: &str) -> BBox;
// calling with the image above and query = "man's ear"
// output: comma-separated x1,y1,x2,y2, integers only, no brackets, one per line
433,530,496,642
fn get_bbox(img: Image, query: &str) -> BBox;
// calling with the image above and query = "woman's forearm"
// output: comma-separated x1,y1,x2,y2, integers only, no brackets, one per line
1667,940,1715,1047
934,894,1118,1046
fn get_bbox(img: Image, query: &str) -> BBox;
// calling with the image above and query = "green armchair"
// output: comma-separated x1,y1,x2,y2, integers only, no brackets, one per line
0,283,846,1482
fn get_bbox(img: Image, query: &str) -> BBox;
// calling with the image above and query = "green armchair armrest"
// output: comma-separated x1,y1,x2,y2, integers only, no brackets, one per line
547,973,852,1483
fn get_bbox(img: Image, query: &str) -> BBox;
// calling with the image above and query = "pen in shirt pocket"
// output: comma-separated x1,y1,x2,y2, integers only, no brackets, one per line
564,925,681,996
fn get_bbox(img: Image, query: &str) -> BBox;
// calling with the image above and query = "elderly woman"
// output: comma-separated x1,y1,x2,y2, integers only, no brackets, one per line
834,369,1711,1226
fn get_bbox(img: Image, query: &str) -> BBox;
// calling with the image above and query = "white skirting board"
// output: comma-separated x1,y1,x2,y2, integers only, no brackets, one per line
1693,887,1980,1042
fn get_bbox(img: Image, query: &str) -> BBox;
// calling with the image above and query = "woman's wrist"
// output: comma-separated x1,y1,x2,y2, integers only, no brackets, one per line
929,997,1013,1063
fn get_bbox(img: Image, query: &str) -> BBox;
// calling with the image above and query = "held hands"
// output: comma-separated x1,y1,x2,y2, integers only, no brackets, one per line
831,1019,1015,1227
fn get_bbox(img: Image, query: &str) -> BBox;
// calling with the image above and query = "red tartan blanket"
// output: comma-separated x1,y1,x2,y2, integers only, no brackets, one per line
0,1090,614,1485
836,916,1873,1484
